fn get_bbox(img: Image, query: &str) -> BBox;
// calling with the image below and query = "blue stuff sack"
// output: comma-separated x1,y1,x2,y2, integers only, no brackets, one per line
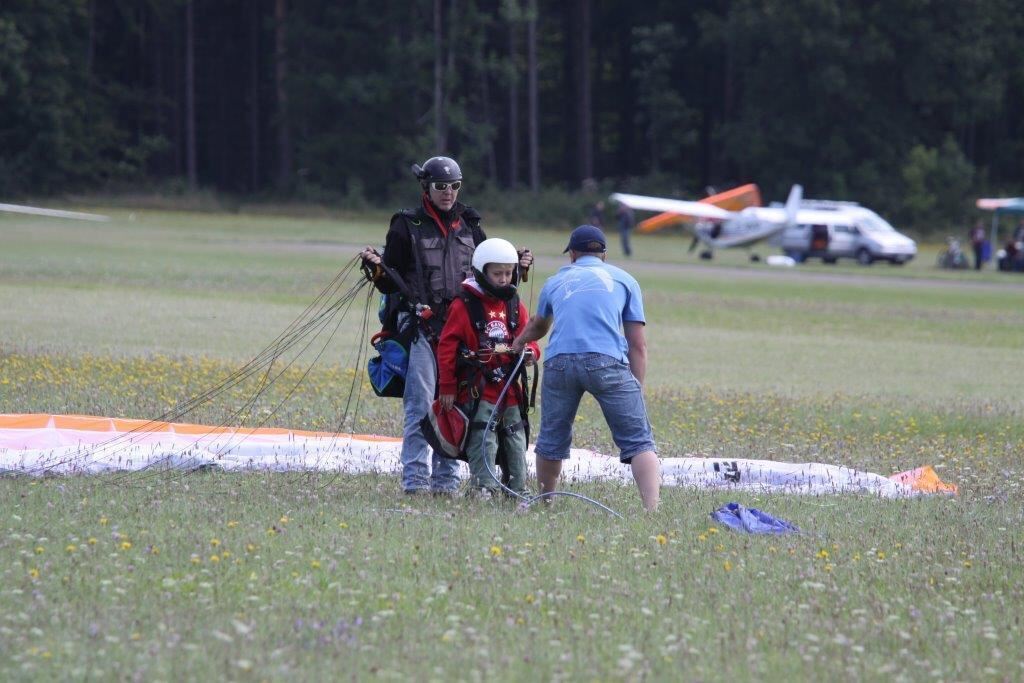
711,502,799,535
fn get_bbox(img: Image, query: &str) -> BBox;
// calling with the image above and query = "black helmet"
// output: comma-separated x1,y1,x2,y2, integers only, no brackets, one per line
411,156,462,187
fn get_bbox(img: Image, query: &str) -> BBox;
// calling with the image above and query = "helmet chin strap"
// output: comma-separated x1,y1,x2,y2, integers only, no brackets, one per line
473,268,518,300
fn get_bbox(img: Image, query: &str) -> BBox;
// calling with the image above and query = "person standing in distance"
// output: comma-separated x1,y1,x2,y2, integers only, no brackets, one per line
360,156,533,495
511,225,659,511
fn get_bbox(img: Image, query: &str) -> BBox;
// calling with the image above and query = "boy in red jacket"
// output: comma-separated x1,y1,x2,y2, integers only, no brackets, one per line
436,238,540,498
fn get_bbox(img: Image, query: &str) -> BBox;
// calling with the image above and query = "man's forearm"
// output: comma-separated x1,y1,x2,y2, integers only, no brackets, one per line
516,315,551,346
623,321,647,385
627,346,646,385
512,315,551,356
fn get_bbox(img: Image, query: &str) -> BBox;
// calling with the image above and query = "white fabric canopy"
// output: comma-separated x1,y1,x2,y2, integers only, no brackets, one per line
0,414,953,497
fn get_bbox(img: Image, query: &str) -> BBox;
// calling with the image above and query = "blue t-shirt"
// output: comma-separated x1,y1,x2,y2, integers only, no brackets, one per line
536,255,646,362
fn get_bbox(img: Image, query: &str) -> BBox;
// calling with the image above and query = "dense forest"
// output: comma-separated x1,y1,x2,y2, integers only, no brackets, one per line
2,0,1022,231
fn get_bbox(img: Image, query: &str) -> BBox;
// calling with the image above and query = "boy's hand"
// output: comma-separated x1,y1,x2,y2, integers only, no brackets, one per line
511,338,526,356
523,347,535,366
439,394,455,411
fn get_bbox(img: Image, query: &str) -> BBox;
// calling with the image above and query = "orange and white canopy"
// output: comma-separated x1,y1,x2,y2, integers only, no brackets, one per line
0,414,955,496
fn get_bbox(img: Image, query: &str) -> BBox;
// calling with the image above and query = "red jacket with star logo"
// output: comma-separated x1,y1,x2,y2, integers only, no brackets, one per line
437,279,540,406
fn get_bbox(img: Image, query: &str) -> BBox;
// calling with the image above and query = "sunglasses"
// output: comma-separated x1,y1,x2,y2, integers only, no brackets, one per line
430,181,462,192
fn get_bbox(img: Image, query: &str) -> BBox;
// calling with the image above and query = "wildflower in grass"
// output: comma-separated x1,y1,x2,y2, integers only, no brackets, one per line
708,527,719,535
210,555,220,563
28,568,40,580
279,515,289,525
120,541,132,551
524,593,535,604
246,543,256,553
88,537,97,545
490,545,503,557
100,517,108,526
35,546,44,554
824,563,834,572
311,560,321,569
576,534,585,544
210,538,221,548
338,522,349,529
226,521,239,528
698,534,707,542
816,549,829,560
655,534,668,546
190,554,201,565
876,551,886,561
65,544,77,553
221,550,231,559
723,560,732,572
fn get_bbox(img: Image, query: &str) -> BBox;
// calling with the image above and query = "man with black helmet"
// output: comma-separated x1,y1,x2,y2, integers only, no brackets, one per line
361,156,533,496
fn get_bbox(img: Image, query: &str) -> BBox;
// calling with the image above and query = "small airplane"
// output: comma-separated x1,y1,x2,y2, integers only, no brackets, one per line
0,203,109,221
611,184,812,260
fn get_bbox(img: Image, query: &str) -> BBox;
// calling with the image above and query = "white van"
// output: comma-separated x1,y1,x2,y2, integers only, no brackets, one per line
777,201,917,265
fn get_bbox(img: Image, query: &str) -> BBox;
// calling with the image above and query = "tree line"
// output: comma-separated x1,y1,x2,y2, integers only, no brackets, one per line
2,0,1022,232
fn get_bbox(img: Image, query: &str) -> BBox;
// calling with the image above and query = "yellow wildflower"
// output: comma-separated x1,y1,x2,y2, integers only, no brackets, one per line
655,534,668,546
490,545,502,557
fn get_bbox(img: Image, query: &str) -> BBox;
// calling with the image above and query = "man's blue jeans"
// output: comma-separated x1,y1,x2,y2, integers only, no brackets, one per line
534,352,656,463
401,330,461,492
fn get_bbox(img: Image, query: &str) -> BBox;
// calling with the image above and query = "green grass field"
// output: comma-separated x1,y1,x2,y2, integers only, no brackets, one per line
2,207,1023,680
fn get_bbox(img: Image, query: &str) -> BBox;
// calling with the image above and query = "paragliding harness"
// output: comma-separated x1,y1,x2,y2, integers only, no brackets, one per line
429,290,537,477
362,255,434,398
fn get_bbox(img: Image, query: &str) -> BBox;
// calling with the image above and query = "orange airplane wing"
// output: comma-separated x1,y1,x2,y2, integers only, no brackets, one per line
636,184,763,234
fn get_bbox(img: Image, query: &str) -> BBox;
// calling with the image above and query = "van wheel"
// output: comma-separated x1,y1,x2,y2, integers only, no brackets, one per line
856,248,874,266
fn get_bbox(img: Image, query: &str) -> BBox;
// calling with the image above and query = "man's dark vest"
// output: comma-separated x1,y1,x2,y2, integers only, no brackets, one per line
394,208,478,313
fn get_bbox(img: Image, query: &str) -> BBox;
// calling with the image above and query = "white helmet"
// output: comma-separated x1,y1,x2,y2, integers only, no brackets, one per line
471,238,518,272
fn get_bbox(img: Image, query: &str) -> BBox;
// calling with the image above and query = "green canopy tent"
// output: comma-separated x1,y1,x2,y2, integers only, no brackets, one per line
977,197,1024,251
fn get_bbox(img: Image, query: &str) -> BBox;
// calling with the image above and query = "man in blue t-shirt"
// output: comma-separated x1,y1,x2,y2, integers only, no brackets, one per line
512,225,659,512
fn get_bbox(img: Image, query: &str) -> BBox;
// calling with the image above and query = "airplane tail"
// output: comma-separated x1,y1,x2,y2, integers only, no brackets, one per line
784,184,803,226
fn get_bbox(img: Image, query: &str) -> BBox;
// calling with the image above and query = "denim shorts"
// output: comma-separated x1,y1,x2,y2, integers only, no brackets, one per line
534,352,656,463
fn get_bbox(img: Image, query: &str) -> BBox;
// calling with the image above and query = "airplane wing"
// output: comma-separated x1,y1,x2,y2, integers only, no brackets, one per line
634,184,762,234
609,193,734,221
0,203,110,221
